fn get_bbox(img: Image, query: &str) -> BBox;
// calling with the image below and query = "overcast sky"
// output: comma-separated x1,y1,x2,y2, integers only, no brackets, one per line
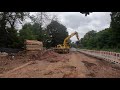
23,12,111,42
49,12,111,42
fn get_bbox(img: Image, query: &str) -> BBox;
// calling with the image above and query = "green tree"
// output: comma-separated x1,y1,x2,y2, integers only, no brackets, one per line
95,28,111,49
80,30,97,49
19,23,36,40
0,12,28,48
78,12,120,51
31,23,43,41
46,20,68,47
110,12,120,48
19,23,36,48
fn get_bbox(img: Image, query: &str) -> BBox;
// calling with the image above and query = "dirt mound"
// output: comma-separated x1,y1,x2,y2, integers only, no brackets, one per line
41,50,59,57
39,50,64,62
19,50,65,63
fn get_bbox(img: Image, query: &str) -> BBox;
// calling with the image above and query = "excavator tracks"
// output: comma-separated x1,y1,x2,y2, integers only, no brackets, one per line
53,48,69,54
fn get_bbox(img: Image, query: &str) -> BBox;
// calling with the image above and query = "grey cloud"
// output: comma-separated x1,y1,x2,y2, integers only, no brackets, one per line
62,12,111,30
62,14,92,29
55,12,111,42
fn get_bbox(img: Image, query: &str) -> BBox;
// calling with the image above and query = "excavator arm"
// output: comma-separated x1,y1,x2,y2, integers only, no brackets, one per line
63,31,79,48
55,31,80,53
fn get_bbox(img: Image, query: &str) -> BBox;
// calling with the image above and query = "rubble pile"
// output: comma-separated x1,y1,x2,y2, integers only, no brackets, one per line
40,50,64,62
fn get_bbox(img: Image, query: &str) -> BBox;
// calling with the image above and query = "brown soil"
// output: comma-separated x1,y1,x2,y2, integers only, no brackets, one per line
1,51,120,78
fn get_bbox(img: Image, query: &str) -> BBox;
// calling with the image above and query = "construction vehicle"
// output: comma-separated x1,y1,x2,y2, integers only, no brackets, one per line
53,31,79,53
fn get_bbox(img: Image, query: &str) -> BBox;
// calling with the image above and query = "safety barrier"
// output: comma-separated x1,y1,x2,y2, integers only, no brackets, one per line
78,49,120,67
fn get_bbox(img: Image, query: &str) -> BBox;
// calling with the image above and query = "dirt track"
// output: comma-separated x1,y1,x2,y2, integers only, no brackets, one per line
1,51,120,78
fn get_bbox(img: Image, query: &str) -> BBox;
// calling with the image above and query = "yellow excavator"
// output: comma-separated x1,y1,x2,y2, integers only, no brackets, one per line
53,31,80,53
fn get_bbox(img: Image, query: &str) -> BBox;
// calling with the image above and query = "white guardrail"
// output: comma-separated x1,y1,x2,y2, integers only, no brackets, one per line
77,49,120,67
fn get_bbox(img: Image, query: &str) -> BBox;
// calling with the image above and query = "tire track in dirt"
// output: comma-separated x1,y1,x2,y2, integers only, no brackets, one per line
1,51,120,78
64,52,87,78
76,52,120,78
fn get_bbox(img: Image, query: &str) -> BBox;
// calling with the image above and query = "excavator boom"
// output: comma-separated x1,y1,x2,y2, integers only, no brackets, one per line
63,31,79,48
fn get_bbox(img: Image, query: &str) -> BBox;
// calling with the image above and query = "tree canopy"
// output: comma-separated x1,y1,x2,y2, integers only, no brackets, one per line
79,12,120,52
1,12,120,52
45,20,68,48
0,12,29,48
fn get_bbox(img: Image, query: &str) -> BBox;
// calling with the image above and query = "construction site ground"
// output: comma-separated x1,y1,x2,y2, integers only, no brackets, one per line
0,50,120,78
